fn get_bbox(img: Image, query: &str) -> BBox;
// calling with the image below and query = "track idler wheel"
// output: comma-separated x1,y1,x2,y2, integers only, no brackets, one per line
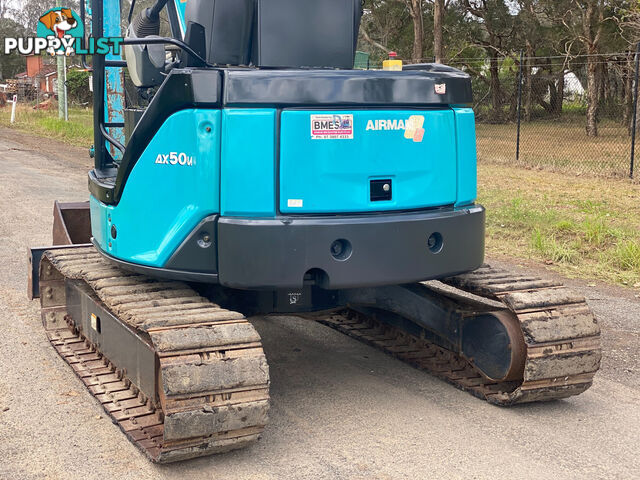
461,311,526,382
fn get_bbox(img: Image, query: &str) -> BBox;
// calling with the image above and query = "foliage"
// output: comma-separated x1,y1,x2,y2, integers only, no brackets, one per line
66,69,92,105
0,17,27,79
15,0,80,35
359,1,638,130
1,0,639,131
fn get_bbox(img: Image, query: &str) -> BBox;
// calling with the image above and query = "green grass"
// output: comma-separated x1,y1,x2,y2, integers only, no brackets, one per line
611,241,640,272
480,163,640,287
476,116,631,178
0,104,94,147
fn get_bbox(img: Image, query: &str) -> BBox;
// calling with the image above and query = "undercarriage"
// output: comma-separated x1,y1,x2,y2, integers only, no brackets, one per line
33,242,601,462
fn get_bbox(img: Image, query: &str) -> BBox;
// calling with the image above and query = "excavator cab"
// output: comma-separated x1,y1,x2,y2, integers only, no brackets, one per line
28,0,601,463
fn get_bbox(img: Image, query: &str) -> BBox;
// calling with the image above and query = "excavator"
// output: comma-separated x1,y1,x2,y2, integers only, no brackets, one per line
28,0,602,463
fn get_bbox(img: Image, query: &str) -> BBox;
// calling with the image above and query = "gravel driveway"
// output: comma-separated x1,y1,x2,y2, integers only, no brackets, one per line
0,127,638,480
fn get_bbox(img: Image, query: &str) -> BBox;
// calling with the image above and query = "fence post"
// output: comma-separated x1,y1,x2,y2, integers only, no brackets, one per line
10,95,17,124
630,42,640,179
63,55,69,122
516,50,524,163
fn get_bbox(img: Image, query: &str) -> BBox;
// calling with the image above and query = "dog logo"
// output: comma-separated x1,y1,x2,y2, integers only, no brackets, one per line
4,8,121,57
36,7,84,56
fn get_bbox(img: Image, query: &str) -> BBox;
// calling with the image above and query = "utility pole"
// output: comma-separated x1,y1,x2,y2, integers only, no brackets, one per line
56,0,68,121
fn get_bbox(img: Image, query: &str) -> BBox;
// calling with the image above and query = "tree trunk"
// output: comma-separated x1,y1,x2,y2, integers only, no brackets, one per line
409,0,424,63
550,70,565,116
524,44,533,122
433,0,445,63
586,55,599,137
581,1,603,137
624,54,634,132
489,50,502,120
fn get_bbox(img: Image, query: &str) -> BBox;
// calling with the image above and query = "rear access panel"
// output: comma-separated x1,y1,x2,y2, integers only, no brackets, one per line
279,109,457,214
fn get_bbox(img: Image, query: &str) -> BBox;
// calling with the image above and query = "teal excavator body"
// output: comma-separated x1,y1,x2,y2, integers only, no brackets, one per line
88,0,485,293
27,2,600,464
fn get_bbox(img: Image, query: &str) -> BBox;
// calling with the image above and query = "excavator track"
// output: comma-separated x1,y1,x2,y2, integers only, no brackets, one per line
37,246,601,463
320,265,601,405
39,247,270,463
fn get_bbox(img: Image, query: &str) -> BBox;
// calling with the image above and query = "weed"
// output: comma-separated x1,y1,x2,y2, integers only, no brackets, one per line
480,163,640,287
554,220,575,233
530,229,579,264
610,241,640,272
582,217,610,247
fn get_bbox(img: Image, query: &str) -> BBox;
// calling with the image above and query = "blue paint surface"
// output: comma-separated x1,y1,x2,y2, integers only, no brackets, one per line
453,108,478,207
92,105,478,269
221,109,277,217
174,0,187,35
279,109,458,213
92,109,222,267
104,0,125,159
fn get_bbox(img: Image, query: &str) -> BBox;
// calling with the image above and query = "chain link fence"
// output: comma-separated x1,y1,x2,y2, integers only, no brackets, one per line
363,51,639,179
447,51,639,179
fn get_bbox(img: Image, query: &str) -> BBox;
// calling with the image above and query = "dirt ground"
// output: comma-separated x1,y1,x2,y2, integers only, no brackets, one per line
0,127,638,480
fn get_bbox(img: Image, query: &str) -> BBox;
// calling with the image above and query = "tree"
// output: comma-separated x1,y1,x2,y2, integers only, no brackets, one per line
0,0,16,18
575,0,606,136
360,0,413,63
14,0,80,34
463,0,518,120
542,0,621,136
433,0,446,62
0,17,28,80
619,2,640,132
405,0,425,61
67,69,92,104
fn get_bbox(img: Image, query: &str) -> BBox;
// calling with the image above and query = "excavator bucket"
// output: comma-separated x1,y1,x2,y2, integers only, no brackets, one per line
28,201,92,300
52,201,91,246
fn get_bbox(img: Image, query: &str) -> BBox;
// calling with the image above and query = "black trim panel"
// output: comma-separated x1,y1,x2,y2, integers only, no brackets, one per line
164,215,218,273
217,206,485,290
92,239,220,284
223,68,472,107
89,69,223,205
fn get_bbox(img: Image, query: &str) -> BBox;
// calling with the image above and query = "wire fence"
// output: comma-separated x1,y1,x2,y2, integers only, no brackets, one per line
367,49,640,179
449,50,639,179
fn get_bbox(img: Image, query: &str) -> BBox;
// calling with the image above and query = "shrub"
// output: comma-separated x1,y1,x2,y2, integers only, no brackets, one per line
66,69,92,105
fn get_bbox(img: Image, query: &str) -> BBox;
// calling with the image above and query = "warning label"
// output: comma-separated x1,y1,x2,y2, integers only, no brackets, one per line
310,114,354,139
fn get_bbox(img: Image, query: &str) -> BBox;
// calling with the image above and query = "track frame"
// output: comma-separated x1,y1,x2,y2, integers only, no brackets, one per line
35,245,602,463
40,247,271,463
